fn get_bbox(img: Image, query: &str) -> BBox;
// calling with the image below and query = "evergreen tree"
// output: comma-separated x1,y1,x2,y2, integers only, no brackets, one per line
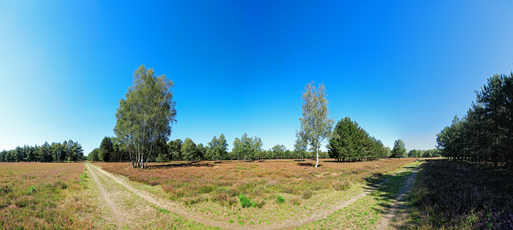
99,137,114,162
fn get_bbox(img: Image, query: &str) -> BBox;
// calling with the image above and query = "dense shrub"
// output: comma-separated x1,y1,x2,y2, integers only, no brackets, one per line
331,180,351,191
238,194,253,208
291,197,301,205
276,194,285,204
302,190,313,199
213,193,227,205
408,160,513,229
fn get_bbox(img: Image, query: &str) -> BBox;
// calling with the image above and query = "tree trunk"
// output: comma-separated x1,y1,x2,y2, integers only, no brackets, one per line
315,142,319,168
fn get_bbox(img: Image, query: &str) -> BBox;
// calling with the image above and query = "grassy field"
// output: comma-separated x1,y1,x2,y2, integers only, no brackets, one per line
405,159,513,229
0,163,99,229
0,158,424,229
298,160,422,229
96,158,417,226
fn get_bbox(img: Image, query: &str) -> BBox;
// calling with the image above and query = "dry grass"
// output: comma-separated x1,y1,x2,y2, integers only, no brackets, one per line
405,159,513,229
96,158,417,225
0,162,97,229
298,161,422,229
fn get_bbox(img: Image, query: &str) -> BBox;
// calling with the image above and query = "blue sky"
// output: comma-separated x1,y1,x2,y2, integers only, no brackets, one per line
1,1,512,155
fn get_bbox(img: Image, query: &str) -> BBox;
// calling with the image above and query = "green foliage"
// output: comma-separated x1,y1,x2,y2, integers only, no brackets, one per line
276,194,285,204
298,82,335,168
155,207,170,214
408,149,441,158
208,134,228,162
272,144,287,159
232,134,263,161
114,65,177,169
437,73,513,167
0,140,85,163
238,194,253,208
328,117,386,161
391,139,407,158
181,138,199,162
87,148,100,161
27,186,36,194
99,137,114,162
168,139,183,161
294,130,308,160
331,180,351,191
302,190,314,199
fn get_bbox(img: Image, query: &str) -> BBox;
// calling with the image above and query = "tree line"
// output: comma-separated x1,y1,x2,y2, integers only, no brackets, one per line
0,140,85,162
98,66,424,169
407,149,441,158
437,73,513,166
87,134,332,163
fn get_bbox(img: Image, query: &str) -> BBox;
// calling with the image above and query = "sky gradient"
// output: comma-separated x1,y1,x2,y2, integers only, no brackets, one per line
1,1,512,155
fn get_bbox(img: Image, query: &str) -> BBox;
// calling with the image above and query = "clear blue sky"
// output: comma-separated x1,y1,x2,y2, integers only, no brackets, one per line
1,1,512,155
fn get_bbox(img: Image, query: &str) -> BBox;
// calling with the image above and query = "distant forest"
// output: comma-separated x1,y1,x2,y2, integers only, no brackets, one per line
86,122,440,163
0,140,84,162
437,73,513,167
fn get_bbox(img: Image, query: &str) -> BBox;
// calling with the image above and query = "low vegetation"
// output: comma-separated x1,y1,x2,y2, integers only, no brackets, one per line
96,158,416,225
0,163,96,229
97,159,416,206
406,159,513,229
299,161,422,229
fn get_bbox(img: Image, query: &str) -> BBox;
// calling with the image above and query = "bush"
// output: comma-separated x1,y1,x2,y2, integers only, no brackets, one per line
227,197,238,207
331,180,351,191
276,194,285,204
162,184,173,193
0,184,12,195
291,197,301,205
238,194,253,208
302,190,313,199
198,185,215,194
255,200,265,208
183,196,204,206
27,185,36,195
214,193,227,205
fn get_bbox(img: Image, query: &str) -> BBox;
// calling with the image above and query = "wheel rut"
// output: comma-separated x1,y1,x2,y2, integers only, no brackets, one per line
87,163,414,230
379,162,422,230
85,163,126,228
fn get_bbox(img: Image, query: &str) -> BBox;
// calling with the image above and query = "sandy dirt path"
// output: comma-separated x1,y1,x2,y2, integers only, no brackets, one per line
267,167,410,230
88,162,412,230
378,162,422,230
87,163,233,229
85,163,126,228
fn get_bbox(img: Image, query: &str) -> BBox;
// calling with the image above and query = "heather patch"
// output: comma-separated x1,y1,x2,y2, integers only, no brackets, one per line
405,159,513,229
96,158,417,226
0,163,97,229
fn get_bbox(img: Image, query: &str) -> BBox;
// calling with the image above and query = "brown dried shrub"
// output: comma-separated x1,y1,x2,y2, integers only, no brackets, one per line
291,197,301,206
331,180,352,191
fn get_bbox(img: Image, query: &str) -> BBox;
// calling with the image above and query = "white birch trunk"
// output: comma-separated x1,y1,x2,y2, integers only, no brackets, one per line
315,142,319,168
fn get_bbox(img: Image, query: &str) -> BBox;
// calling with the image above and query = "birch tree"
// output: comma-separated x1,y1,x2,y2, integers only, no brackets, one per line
298,82,334,168
294,130,308,161
114,65,177,169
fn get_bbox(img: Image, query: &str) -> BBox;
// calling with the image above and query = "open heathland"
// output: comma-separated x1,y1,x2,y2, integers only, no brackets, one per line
0,163,98,229
95,158,417,226
299,160,422,229
405,159,513,229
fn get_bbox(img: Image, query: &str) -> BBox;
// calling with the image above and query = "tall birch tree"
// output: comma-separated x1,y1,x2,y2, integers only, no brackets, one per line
114,65,177,169
298,82,334,168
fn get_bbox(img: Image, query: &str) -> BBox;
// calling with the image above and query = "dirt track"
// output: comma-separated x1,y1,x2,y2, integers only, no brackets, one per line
379,162,422,230
86,162,417,229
